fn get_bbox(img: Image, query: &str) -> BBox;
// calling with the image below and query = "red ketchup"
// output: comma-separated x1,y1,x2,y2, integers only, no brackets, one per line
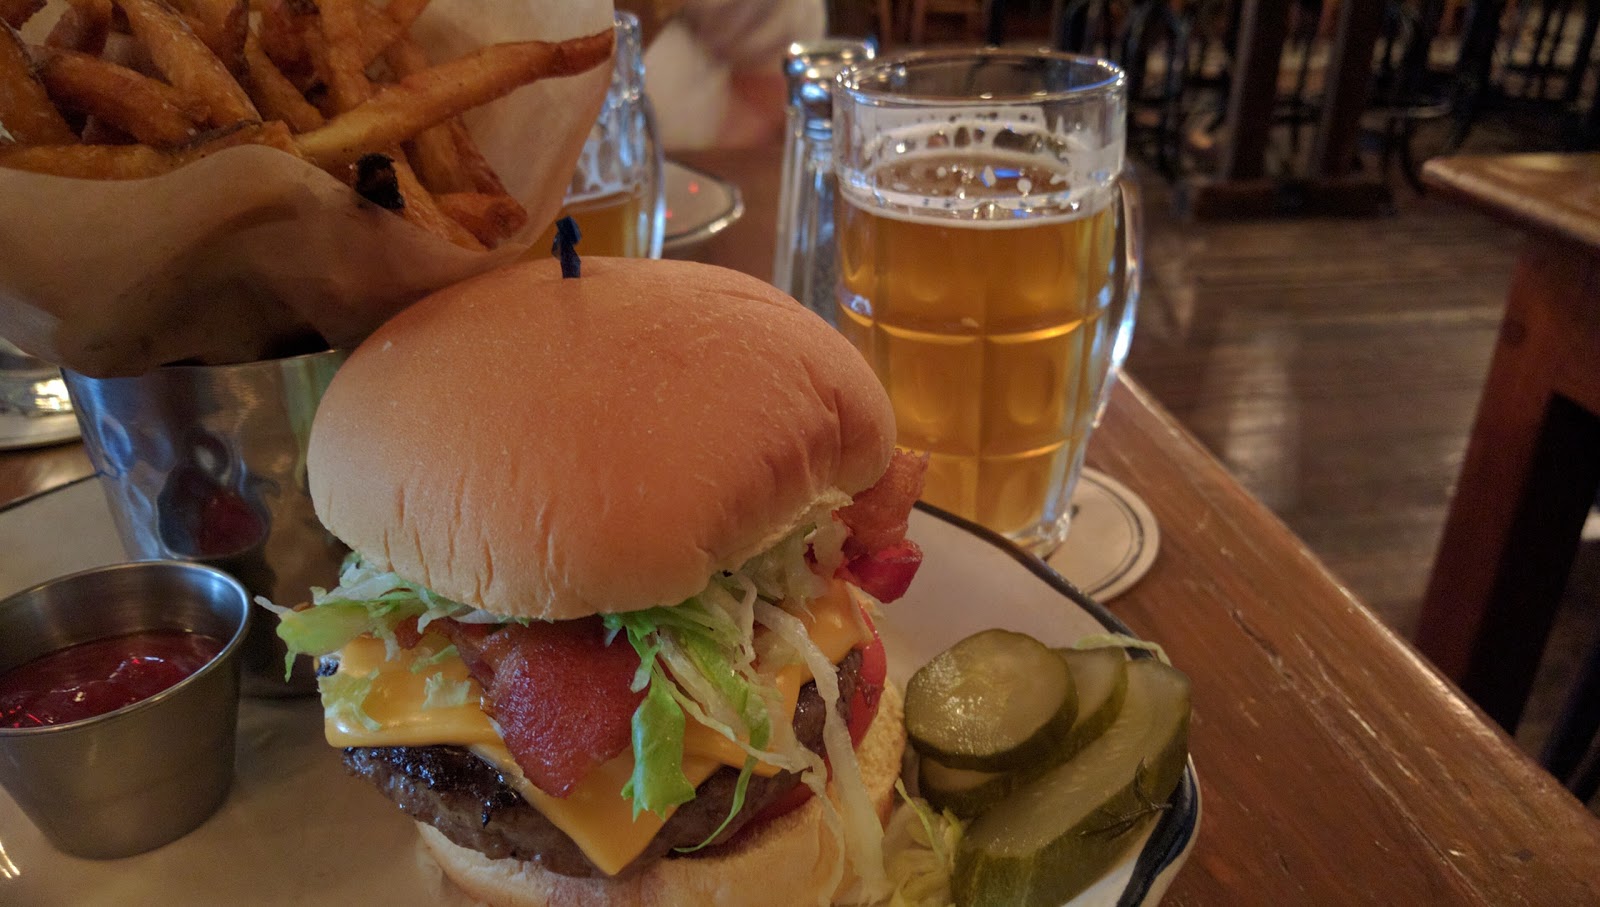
0,630,224,729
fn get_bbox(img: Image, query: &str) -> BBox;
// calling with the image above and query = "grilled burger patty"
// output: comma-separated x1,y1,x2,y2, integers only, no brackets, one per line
344,650,864,878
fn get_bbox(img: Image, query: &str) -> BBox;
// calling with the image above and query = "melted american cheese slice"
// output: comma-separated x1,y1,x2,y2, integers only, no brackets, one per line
324,581,870,875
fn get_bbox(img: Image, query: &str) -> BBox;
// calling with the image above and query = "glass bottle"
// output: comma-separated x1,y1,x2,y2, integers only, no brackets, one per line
771,38,875,325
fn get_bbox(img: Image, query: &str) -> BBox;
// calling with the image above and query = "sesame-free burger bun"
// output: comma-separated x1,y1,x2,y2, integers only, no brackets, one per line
416,683,906,907
307,257,896,621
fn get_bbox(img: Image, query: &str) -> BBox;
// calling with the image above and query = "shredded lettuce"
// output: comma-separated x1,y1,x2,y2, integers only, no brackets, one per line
422,673,474,710
756,598,891,904
262,557,487,677
624,664,696,814
410,644,460,673
318,671,381,732
603,594,784,826
1074,633,1171,665
744,525,830,604
882,783,965,907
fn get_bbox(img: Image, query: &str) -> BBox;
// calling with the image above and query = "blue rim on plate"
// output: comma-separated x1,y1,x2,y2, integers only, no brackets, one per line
911,500,1199,907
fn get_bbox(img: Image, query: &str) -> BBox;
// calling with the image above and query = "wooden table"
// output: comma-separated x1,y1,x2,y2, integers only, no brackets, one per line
1414,154,1600,738
5,147,1600,904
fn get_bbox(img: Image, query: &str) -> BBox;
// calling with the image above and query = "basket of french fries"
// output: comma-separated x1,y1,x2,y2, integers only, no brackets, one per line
0,0,615,376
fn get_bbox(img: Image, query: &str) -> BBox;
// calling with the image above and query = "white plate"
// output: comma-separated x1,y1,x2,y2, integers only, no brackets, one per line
0,491,1197,906
661,160,744,253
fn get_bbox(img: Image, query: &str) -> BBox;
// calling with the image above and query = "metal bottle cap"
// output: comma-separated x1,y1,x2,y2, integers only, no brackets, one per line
784,39,876,124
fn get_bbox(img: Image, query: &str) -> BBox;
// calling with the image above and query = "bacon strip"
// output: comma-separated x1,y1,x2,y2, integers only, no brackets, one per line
835,450,927,603
438,617,643,797
836,449,927,552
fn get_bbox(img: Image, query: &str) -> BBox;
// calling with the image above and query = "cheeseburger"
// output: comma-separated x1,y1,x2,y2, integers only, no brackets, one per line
268,257,925,906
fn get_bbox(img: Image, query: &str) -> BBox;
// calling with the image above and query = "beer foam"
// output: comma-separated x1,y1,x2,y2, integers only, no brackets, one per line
838,107,1122,226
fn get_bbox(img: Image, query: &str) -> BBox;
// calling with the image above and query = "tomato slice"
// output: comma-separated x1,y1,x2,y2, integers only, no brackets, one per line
846,607,887,746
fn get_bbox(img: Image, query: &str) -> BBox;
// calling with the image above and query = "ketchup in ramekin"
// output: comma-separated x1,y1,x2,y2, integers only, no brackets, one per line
0,630,224,729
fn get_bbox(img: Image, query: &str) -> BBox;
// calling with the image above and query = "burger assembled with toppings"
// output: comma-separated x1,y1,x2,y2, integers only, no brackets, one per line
265,257,925,906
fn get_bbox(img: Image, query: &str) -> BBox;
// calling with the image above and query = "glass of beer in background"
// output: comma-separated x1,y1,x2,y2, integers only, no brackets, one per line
534,12,665,257
833,50,1138,555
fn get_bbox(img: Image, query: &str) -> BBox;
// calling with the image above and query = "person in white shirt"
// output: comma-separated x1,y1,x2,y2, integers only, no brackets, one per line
643,0,827,151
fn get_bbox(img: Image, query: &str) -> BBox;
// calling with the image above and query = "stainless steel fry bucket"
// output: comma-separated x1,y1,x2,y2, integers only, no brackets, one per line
63,350,349,697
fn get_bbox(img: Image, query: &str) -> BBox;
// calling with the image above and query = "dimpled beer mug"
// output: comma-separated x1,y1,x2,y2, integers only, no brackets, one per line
832,49,1139,554
534,11,664,257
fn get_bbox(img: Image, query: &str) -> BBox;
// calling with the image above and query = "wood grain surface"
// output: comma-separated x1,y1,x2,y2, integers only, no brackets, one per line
1423,153,1600,249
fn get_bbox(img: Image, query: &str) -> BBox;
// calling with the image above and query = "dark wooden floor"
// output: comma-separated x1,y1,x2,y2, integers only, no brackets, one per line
1126,155,1599,792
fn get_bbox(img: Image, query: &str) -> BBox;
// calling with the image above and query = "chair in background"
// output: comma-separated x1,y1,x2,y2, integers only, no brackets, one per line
906,0,992,44
1362,0,1457,192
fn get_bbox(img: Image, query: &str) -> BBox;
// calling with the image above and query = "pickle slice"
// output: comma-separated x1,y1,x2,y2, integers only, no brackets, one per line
917,756,1013,817
923,647,1129,816
1058,646,1129,757
953,659,1191,907
905,629,1077,772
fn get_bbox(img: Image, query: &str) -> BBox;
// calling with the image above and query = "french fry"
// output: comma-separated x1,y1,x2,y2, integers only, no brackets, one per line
386,34,525,239
0,141,175,177
297,0,490,252
384,34,468,192
444,115,507,195
0,0,42,29
349,0,402,70
295,28,614,169
36,47,206,147
46,0,115,56
252,0,312,86
242,31,321,131
0,119,299,178
169,0,248,78
381,0,429,32
385,148,484,250
307,0,372,112
0,22,77,144
436,190,528,247
115,0,258,126
268,0,401,83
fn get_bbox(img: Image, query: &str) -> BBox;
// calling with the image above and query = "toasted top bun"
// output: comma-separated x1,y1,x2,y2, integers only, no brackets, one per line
308,257,895,620
417,683,907,907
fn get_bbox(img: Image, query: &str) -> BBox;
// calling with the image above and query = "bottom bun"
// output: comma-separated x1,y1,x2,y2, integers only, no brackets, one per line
420,683,907,907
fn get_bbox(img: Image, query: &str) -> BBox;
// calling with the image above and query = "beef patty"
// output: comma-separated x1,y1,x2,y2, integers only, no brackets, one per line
344,649,863,878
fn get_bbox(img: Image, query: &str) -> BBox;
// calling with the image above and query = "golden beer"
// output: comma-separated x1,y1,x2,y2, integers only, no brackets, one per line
530,12,660,259
531,185,649,258
836,154,1117,543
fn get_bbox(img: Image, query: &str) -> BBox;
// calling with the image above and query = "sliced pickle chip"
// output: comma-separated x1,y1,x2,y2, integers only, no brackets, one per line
1058,646,1130,757
953,659,1191,907
917,756,1013,817
905,629,1077,772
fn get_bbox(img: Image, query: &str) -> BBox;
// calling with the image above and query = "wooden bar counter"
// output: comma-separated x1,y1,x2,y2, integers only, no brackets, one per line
4,147,1599,904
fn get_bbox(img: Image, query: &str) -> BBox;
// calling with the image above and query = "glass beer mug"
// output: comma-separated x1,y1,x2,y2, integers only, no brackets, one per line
534,11,665,258
784,49,1141,555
